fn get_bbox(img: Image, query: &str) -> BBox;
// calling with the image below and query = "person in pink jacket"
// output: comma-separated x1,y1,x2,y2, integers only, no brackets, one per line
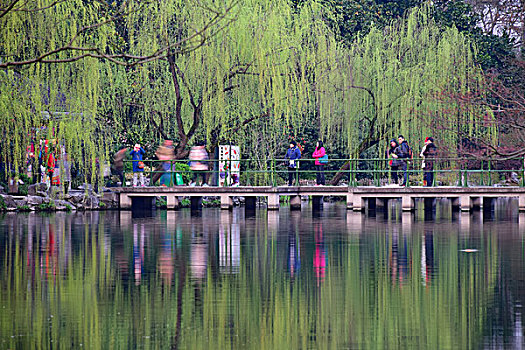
312,140,326,185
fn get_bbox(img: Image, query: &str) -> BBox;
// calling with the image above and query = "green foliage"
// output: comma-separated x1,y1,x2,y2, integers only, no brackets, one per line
202,198,221,207
432,0,515,69
0,196,6,210
156,197,167,208
16,173,31,196
179,198,191,207
16,205,31,211
175,163,192,185
37,202,56,211
317,6,492,158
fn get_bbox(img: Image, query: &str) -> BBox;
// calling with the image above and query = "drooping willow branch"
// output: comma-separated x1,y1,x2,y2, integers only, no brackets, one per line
0,0,239,69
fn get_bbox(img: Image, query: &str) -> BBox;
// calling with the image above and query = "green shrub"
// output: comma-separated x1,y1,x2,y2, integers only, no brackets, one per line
17,205,31,211
179,198,190,208
37,202,56,211
156,197,167,208
0,197,6,210
174,162,192,184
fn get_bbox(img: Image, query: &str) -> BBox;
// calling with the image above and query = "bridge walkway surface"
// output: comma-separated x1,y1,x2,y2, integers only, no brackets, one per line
113,186,525,212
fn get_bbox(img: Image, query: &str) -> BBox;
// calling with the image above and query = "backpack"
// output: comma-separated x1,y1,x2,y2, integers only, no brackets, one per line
407,145,413,160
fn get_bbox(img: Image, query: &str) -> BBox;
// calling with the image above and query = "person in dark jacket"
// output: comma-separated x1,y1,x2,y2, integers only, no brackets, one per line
420,137,437,187
397,135,411,186
130,144,145,187
388,139,402,184
285,140,301,186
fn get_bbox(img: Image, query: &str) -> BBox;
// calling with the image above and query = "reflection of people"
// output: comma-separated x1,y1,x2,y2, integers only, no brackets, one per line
312,141,326,186
288,233,301,278
389,229,409,285
190,236,208,279
421,230,435,286
130,144,145,187
285,140,301,186
420,137,437,187
155,140,175,187
313,222,326,286
189,144,209,186
133,223,145,285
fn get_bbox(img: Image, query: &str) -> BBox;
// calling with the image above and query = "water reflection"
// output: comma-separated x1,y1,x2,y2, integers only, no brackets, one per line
0,202,524,349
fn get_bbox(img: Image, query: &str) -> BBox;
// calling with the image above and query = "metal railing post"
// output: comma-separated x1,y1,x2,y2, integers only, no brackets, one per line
295,161,299,186
522,157,525,187
488,160,493,186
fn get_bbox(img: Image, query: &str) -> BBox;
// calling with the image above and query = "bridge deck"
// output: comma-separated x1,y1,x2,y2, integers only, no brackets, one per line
114,186,525,211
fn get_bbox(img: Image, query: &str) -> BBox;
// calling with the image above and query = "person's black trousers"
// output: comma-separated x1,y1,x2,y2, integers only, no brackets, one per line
316,165,325,185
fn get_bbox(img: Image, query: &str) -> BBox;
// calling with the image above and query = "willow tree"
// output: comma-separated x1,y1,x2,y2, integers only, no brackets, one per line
315,6,495,183
0,0,236,185
109,0,341,159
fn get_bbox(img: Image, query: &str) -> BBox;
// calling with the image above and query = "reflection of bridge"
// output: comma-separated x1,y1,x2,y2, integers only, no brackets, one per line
115,186,525,212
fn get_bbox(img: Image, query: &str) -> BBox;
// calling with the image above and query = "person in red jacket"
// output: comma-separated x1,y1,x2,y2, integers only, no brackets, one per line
312,140,326,186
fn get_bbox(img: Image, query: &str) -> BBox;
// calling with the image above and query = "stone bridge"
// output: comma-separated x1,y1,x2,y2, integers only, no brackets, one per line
114,186,525,212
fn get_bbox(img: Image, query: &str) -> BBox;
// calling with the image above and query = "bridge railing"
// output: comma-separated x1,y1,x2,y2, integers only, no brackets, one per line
121,157,525,187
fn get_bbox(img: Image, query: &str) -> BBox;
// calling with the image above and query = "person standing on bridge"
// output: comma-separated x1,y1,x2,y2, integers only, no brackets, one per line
130,144,145,187
312,140,326,186
420,137,437,187
396,135,412,186
285,140,301,186
388,139,402,185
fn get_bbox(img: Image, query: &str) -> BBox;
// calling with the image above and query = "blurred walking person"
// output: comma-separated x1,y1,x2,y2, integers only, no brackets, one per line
189,144,209,186
112,146,128,186
156,140,175,186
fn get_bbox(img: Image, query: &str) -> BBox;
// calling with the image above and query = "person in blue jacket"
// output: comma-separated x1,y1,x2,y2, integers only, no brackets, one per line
130,143,145,187
285,140,301,186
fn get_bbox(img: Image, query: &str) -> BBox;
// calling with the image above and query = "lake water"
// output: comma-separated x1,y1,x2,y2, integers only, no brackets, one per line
1,201,524,349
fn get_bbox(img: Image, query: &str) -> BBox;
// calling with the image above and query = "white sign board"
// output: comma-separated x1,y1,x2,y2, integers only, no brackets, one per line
218,145,240,186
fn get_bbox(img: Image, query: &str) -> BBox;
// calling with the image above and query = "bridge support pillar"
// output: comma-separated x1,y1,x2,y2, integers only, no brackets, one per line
220,194,233,210
519,195,525,212
166,195,180,210
401,195,413,211
346,193,353,210
460,195,472,212
376,198,387,209
120,194,132,209
267,194,279,210
352,195,364,211
290,195,301,210
312,196,323,211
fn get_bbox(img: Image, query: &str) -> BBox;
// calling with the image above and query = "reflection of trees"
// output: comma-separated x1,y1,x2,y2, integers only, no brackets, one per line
0,211,507,348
